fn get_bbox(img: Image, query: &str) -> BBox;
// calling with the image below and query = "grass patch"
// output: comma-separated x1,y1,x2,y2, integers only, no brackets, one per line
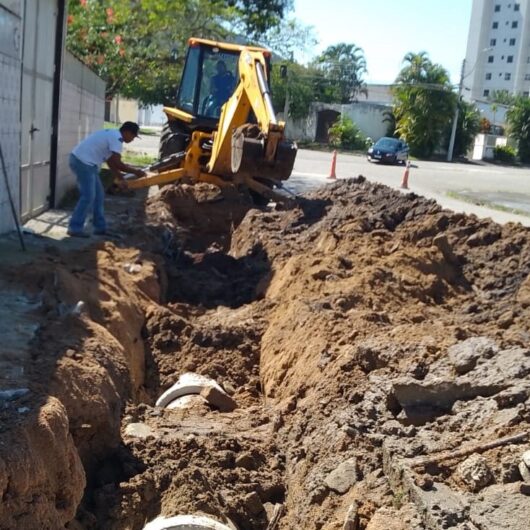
105,121,159,136
447,190,530,218
139,127,160,136
296,141,366,156
121,152,157,166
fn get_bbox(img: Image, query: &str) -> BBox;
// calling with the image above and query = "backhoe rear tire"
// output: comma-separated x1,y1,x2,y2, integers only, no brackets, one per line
159,120,188,160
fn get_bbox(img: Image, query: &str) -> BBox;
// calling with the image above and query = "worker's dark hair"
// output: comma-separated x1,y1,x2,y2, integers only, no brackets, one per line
120,121,140,136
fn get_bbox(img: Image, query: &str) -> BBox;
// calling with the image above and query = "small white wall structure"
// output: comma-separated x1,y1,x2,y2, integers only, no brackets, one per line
106,96,139,124
285,101,390,144
472,133,511,160
139,105,166,126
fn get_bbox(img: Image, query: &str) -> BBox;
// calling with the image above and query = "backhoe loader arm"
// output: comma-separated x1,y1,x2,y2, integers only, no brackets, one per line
207,49,285,177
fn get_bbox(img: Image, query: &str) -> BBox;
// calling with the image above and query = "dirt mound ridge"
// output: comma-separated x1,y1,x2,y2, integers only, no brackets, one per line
1,177,529,530
228,177,530,528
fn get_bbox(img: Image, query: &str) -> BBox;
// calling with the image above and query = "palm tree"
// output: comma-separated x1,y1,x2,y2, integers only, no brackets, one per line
392,52,456,158
491,103,498,131
312,43,368,104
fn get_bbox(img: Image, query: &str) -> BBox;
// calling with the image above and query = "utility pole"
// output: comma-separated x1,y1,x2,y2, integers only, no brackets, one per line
447,59,466,162
281,65,290,120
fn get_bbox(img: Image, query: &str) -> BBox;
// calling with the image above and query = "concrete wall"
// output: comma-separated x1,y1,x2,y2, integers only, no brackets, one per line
285,101,390,144
107,96,139,124
472,133,516,159
55,51,105,204
0,1,22,234
138,104,166,126
365,84,394,105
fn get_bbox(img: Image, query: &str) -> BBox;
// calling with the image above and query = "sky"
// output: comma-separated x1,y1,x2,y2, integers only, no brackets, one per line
293,0,473,85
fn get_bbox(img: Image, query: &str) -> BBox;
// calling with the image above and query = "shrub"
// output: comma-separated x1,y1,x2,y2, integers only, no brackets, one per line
493,145,517,164
479,117,492,134
328,117,368,150
506,96,530,163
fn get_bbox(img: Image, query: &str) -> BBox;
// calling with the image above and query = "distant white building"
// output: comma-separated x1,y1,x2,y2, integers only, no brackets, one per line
465,0,530,100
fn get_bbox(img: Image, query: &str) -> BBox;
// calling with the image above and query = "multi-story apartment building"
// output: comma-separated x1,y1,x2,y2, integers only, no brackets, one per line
465,0,530,100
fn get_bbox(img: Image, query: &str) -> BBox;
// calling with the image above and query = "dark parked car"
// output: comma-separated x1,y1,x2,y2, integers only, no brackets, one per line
367,137,409,164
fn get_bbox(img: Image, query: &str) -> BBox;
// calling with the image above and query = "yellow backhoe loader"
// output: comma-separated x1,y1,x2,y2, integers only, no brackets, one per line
125,38,297,204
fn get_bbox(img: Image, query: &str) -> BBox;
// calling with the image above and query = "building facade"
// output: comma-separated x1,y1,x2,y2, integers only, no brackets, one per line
465,0,530,100
0,1,105,236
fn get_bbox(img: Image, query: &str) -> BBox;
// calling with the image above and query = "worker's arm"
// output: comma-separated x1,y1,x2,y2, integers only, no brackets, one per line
107,152,146,179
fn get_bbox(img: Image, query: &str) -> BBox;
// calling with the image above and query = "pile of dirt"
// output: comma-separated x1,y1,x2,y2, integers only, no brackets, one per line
1,177,529,530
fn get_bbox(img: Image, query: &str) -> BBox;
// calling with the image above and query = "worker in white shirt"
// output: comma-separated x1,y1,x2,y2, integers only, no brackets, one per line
67,121,145,237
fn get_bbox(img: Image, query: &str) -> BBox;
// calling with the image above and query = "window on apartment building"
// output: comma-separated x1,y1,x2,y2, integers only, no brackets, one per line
484,89,490,97
486,73,492,80
495,4,500,11
488,55,494,63
524,92,529,97
490,38,497,46
508,56,514,63
510,38,516,45
512,21,518,28
493,21,499,28
525,74,530,80
505,73,512,80
515,3,520,11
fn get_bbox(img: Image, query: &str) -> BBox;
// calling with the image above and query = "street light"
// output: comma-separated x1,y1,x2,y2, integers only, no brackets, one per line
447,47,493,162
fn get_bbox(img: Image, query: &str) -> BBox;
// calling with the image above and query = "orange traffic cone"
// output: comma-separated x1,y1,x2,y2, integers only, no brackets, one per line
328,150,337,180
400,160,410,189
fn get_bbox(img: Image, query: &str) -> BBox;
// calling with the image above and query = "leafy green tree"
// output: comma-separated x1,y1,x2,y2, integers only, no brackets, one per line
271,62,318,120
66,0,294,104
312,43,368,104
392,52,455,158
225,0,293,38
382,109,397,138
445,100,481,158
479,117,492,133
506,96,530,163
261,17,317,63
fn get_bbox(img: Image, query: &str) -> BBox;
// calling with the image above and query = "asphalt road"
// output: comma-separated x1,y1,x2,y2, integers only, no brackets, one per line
287,149,530,226
127,135,530,226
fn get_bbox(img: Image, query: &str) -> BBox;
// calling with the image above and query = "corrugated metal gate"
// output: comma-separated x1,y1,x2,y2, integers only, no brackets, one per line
0,1,22,234
20,0,57,221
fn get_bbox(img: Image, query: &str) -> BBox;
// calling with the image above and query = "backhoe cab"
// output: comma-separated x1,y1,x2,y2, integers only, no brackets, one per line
126,38,297,204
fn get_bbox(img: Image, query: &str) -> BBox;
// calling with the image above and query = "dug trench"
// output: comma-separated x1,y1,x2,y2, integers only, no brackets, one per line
1,178,530,530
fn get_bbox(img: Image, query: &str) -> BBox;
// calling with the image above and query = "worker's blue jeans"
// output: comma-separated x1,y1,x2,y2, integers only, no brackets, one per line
68,153,106,233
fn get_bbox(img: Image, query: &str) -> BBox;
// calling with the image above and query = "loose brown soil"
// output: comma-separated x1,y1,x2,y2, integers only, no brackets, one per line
1,178,529,530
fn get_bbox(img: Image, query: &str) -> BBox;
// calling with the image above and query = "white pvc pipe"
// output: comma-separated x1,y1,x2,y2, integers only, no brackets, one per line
155,373,226,408
143,514,234,530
